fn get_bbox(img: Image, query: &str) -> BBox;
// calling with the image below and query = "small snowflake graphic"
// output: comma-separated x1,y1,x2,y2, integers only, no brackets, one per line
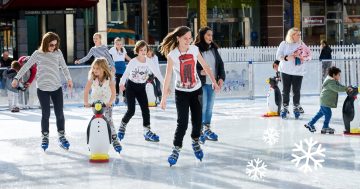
263,128,280,145
291,137,326,173
246,158,267,181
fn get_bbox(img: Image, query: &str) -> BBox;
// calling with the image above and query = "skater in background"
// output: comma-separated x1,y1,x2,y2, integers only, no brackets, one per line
12,32,73,151
304,66,352,134
147,48,162,103
272,60,281,81
109,37,131,104
74,33,115,72
83,58,122,153
276,27,311,118
117,40,164,143
18,56,37,108
159,26,220,166
0,50,13,90
319,40,332,81
3,61,21,112
194,26,226,144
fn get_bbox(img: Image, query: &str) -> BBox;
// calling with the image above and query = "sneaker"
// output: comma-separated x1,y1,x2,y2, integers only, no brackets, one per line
321,127,335,134
304,123,316,132
144,130,160,142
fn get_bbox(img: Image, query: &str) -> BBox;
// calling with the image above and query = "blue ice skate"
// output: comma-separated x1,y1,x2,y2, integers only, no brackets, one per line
281,107,289,119
41,138,49,151
117,122,127,141
203,129,218,141
59,136,70,150
144,130,160,142
112,135,122,153
293,106,302,119
41,132,49,151
168,147,180,167
192,141,203,161
199,134,207,144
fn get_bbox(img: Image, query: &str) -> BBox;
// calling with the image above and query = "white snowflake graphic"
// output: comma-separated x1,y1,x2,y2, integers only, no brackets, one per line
246,158,267,181
263,128,280,145
291,137,326,173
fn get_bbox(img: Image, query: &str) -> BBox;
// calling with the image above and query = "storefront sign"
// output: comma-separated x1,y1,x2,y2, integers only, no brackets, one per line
24,9,76,15
345,16,360,23
303,16,325,26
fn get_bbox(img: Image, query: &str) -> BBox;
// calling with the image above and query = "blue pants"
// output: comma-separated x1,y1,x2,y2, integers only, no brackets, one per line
308,106,332,129
202,84,215,125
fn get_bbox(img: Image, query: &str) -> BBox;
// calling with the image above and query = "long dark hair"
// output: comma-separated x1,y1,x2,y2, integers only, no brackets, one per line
159,26,191,56
194,26,219,52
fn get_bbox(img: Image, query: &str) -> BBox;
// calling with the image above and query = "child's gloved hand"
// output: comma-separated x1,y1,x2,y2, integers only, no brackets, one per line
346,87,353,93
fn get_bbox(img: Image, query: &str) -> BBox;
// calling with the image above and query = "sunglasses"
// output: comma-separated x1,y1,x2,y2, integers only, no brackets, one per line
49,43,57,47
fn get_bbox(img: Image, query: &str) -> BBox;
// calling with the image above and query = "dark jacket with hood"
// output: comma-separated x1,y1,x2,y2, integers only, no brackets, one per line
196,45,226,85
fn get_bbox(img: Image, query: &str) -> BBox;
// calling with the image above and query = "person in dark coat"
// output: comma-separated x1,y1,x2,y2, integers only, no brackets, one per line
319,40,332,81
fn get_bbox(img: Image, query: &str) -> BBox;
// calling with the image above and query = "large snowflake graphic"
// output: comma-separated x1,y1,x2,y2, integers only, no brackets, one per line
246,158,267,181
291,137,326,173
263,128,280,145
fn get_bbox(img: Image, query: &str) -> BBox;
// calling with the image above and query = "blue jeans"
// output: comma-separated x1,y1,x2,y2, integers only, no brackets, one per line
308,106,332,129
202,84,215,125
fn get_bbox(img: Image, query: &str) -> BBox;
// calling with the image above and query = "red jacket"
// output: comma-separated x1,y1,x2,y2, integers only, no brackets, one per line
18,56,37,84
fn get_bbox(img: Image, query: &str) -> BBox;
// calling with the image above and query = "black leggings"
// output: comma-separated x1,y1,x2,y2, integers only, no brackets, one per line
121,80,150,126
173,88,202,148
281,72,303,107
37,87,65,134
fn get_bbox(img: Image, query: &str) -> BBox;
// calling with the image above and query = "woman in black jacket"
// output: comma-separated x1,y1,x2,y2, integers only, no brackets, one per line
194,26,226,144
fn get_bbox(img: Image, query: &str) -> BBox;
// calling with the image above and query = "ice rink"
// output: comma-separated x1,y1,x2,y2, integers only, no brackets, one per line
0,95,359,189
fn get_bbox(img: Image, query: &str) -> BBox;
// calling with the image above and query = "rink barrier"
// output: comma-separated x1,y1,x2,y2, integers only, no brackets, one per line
0,59,359,108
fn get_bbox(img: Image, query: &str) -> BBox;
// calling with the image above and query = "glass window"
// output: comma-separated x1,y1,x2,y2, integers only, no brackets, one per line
187,0,260,47
0,19,16,58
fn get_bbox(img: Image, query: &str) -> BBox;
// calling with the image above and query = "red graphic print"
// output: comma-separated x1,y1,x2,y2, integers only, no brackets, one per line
179,53,196,89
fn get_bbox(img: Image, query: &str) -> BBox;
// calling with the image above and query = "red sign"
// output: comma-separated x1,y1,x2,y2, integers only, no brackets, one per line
303,16,325,26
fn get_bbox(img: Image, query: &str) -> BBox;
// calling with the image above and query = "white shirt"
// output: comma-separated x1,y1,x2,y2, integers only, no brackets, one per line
167,45,202,92
90,78,111,103
109,47,127,62
276,41,310,76
120,57,164,85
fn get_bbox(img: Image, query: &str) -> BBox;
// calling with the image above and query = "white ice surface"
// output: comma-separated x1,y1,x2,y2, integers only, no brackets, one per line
0,96,359,189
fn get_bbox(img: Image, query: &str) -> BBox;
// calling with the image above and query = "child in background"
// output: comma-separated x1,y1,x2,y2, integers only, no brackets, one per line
304,66,352,134
3,61,22,112
118,40,164,143
109,37,131,104
272,60,281,81
147,48,162,103
84,58,122,153
75,33,115,72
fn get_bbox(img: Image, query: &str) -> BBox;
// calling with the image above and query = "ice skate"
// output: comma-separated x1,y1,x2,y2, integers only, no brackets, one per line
168,146,180,167
321,127,335,134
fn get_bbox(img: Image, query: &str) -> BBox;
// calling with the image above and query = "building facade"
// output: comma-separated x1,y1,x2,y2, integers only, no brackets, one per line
2,0,360,62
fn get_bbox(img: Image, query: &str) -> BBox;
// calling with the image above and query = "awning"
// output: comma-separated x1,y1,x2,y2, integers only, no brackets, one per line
0,0,98,10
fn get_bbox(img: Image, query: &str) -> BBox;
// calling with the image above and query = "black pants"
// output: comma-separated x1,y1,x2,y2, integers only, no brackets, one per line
173,88,202,148
121,80,150,126
115,73,125,97
154,78,162,98
281,72,303,107
37,87,65,134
